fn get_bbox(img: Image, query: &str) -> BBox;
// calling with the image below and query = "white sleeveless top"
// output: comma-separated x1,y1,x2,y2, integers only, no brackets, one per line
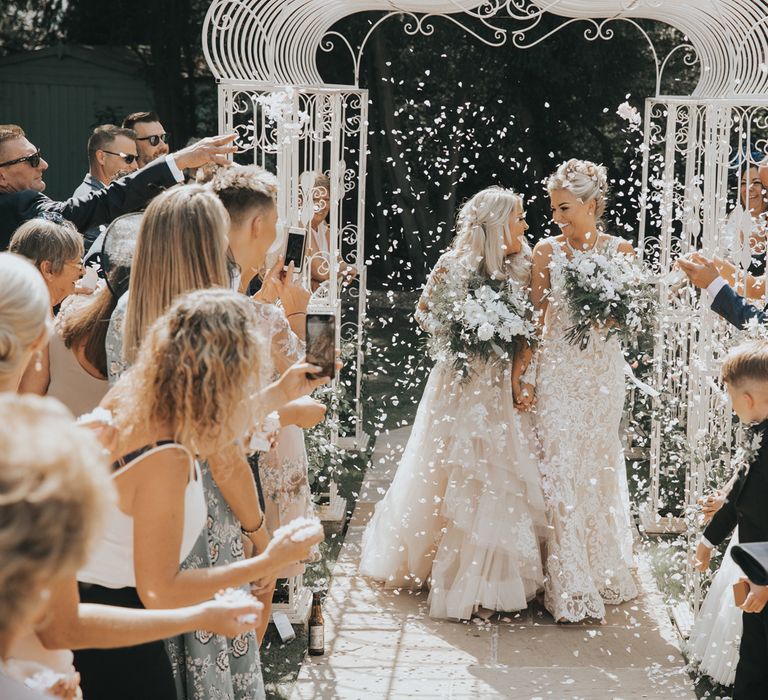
47,331,108,417
78,442,206,588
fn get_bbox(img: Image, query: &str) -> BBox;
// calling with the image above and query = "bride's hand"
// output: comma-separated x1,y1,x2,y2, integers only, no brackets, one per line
697,491,725,523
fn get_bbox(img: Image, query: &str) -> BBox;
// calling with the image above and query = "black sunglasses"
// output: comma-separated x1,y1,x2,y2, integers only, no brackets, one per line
102,150,138,164
135,133,169,147
0,150,42,168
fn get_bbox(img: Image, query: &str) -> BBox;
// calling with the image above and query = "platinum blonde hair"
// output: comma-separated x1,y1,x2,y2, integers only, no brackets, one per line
0,252,51,380
547,158,609,228
450,186,530,282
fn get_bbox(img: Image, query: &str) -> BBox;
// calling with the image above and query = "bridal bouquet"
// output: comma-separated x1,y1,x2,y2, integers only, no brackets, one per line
423,272,538,377
562,250,658,350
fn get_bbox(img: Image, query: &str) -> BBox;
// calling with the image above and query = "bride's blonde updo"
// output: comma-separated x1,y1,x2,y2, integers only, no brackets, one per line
451,186,529,281
547,159,609,227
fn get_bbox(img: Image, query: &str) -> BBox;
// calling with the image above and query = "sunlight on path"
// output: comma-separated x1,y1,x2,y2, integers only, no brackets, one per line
291,426,697,699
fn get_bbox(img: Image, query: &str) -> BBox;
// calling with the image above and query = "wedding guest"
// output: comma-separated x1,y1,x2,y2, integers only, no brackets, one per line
211,165,325,636
73,125,140,251
0,123,235,248
303,172,357,292
0,253,51,394
694,340,768,699
0,253,265,699
0,394,112,700
122,111,170,168
8,217,85,308
105,184,325,696
74,125,139,197
360,186,546,620
527,159,638,623
75,289,326,699
9,217,84,396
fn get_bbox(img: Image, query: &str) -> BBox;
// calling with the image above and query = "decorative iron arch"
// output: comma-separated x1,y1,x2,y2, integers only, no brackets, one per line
201,0,768,626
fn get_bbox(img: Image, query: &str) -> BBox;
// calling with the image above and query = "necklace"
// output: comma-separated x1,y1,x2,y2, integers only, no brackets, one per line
564,233,601,254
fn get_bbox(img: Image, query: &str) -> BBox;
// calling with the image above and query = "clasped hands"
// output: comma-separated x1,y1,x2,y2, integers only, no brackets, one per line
512,377,535,411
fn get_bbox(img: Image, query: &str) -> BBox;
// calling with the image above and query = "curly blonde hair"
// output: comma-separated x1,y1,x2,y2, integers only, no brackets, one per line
547,158,609,227
113,289,268,455
0,394,112,635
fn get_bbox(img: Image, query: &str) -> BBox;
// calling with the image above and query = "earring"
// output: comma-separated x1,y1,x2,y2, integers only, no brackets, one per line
35,350,43,372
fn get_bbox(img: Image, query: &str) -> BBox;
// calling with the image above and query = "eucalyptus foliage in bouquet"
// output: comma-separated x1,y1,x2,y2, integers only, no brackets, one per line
562,250,658,350
422,271,538,377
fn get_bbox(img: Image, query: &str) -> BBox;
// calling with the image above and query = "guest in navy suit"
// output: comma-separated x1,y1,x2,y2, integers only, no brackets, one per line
678,253,768,329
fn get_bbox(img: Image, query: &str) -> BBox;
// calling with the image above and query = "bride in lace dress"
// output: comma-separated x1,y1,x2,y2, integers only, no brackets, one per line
359,186,547,621
522,159,638,623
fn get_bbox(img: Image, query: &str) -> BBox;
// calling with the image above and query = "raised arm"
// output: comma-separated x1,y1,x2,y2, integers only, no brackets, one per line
131,449,320,609
38,577,261,651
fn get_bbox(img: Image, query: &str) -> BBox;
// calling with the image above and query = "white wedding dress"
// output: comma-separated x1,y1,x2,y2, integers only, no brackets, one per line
534,236,638,622
359,253,547,620
688,531,741,686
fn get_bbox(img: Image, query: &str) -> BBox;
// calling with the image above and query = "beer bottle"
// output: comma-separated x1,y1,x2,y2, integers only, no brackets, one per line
308,591,324,656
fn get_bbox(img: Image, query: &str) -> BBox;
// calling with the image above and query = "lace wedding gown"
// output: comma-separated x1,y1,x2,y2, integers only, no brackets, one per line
535,236,638,622
688,531,741,686
359,253,547,620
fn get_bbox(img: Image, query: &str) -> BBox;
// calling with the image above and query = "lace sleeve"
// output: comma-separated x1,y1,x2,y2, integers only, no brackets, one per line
414,253,455,331
253,301,305,374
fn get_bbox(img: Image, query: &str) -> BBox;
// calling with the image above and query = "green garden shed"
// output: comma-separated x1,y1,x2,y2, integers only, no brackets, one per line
0,44,155,199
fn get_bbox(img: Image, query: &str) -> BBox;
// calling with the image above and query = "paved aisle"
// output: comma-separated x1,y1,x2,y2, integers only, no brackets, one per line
292,426,697,700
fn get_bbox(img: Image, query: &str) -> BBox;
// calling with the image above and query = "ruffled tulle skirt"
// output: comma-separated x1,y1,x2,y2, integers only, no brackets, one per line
688,532,742,687
359,359,547,620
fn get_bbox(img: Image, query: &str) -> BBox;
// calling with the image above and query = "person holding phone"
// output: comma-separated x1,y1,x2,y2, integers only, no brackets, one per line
209,165,327,632
301,172,357,293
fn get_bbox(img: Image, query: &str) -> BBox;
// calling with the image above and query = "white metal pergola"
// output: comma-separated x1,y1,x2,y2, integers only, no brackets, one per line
202,0,768,625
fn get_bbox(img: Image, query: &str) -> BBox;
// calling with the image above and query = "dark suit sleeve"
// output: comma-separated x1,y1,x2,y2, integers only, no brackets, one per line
710,283,768,329
37,158,179,232
703,489,739,547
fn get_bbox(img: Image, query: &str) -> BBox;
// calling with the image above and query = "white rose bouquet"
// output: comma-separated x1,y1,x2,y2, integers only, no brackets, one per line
421,271,538,377
562,249,658,350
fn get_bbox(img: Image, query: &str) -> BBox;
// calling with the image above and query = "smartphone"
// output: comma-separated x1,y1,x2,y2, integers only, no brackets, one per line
283,227,307,272
305,313,336,379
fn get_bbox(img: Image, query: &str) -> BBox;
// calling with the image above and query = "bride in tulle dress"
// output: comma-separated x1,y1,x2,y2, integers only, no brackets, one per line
359,186,547,621
521,159,639,623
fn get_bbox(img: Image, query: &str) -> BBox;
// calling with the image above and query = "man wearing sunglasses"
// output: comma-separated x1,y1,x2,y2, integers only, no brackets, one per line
0,123,237,249
122,111,170,168
72,125,140,252
74,125,140,200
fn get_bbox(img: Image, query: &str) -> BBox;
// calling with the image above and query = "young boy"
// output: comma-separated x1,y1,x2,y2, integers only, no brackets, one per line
694,340,768,698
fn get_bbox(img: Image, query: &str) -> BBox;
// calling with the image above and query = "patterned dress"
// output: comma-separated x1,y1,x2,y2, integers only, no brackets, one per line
104,297,265,700
251,302,318,577
534,236,638,623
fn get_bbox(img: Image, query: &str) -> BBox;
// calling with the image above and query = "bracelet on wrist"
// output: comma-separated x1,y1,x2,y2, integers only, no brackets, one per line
241,512,266,537
287,311,306,318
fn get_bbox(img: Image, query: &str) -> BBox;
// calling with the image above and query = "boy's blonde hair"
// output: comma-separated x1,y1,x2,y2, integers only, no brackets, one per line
721,339,768,388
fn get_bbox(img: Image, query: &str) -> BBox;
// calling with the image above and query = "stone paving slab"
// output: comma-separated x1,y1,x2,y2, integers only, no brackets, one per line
292,427,697,700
